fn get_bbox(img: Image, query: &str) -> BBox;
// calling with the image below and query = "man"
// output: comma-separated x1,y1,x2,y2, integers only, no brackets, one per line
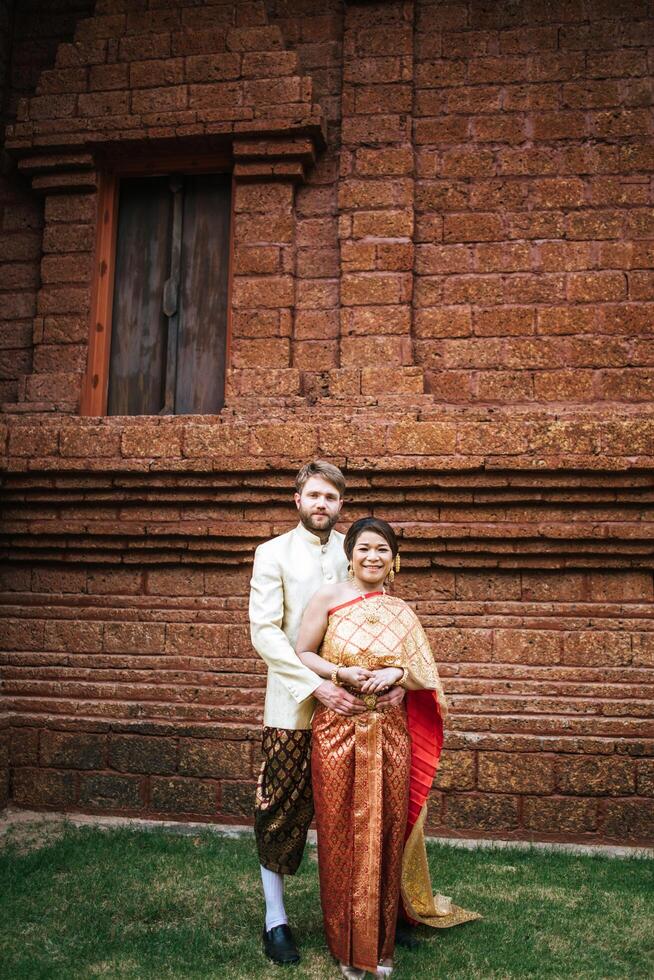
250,461,405,965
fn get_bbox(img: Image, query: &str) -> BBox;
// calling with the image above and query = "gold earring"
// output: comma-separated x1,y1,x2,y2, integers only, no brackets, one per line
395,554,401,574
347,561,354,580
387,568,395,584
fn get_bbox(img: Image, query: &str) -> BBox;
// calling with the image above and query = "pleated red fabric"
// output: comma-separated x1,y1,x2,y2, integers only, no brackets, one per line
405,689,444,837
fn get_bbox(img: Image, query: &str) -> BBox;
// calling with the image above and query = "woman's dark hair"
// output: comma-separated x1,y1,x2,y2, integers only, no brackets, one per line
343,517,399,561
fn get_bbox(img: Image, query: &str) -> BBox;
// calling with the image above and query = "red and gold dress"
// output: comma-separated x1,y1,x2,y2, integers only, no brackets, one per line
311,591,479,974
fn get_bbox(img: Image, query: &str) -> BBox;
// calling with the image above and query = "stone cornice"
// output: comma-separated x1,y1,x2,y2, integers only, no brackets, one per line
1,408,653,571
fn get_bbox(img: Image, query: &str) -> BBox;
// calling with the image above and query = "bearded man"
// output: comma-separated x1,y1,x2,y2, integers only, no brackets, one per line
249,461,365,965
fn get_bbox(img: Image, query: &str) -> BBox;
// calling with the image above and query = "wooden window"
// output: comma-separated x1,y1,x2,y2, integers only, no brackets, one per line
81,169,232,416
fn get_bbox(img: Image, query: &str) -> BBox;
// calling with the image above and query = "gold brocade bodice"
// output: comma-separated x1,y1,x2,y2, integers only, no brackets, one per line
320,593,448,715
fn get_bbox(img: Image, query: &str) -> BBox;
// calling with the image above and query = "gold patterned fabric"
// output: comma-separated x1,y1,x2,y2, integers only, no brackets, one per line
254,727,313,875
313,704,410,972
312,593,479,971
402,802,480,928
320,592,448,719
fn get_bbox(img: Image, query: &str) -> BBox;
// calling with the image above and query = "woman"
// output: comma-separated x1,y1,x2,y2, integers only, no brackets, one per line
296,517,478,979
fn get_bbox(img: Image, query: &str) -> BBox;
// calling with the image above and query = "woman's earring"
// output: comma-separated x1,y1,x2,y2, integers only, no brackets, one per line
347,561,354,580
387,567,395,584
395,554,401,574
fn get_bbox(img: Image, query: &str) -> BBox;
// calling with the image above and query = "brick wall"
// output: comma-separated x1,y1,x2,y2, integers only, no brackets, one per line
0,0,653,844
412,0,654,406
0,0,96,406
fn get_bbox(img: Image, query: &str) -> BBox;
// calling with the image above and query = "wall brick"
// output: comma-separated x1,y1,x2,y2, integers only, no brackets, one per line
563,632,632,667
150,776,217,815
444,793,520,831
558,757,636,796
103,624,166,654
13,768,76,807
601,801,654,841
434,751,476,791
221,780,256,815
40,732,105,770
523,797,598,833
478,753,556,794
78,773,142,809
106,735,176,775
494,630,561,665
178,738,250,779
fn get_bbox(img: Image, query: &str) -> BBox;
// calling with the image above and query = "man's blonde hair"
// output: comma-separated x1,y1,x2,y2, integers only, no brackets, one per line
295,460,346,497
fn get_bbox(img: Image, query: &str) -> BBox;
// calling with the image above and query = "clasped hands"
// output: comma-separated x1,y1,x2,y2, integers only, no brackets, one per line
338,665,403,694
314,666,405,717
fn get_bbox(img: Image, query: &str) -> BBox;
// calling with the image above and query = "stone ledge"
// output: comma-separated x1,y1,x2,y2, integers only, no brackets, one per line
2,806,653,858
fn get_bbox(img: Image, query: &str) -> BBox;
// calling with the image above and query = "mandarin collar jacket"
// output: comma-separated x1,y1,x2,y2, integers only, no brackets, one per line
249,521,349,730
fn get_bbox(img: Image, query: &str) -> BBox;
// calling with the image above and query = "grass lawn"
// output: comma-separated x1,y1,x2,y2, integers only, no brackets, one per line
1,820,653,979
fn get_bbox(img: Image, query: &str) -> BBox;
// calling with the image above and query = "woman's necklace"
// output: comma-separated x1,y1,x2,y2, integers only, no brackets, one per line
354,582,385,624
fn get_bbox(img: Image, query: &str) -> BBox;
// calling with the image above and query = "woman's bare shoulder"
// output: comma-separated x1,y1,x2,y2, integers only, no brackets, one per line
309,581,354,609
306,582,344,607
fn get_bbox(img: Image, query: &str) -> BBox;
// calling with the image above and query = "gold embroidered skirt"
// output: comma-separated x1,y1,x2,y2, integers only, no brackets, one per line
254,727,314,875
312,703,411,973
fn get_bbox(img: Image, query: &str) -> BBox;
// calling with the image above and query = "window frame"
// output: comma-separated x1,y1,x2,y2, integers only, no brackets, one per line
80,151,235,417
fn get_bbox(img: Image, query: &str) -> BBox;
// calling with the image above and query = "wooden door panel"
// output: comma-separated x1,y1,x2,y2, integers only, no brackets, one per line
107,177,172,416
176,174,231,415
106,172,230,417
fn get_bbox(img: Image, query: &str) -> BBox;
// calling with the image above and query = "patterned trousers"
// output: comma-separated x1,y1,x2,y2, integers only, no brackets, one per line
254,727,314,875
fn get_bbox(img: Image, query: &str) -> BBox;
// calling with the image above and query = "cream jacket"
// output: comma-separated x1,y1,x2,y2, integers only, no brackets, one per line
249,522,349,730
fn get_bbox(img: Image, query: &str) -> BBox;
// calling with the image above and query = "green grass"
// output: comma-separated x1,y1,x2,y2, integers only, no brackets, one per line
1,822,653,979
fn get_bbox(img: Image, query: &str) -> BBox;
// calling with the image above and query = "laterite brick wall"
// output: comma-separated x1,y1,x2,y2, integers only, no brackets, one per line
0,0,653,844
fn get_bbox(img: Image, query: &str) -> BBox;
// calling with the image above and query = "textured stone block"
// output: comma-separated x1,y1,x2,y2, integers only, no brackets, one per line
563,632,632,667
444,793,520,831
478,753,556,794
147,570,204,597
109,735,177,775
178,739,251,779
434,751,476,791
121,425,182,459
103,624,166,654
558,757,636,796
8,425,58,457
221,780,256,816
165,623,229,654
40,732,105,770
13,768,76,807
78,773,142,809
494,630,561,666
602,800,654,841
523,797,598,834
636,760,654,797
386,421,456,455
11,729,39,766
60,424,121,458
44,621,103,653
150,776,217,815
428,628,492,663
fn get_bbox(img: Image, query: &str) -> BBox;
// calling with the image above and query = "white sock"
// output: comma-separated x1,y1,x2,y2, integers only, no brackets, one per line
261,865,288,931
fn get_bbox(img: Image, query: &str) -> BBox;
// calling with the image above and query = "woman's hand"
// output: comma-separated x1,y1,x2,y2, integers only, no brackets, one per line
359,667,403,694
338,666,373,689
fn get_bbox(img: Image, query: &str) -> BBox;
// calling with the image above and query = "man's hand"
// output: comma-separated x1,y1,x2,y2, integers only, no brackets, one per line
314,681,366,716
376,685,406,708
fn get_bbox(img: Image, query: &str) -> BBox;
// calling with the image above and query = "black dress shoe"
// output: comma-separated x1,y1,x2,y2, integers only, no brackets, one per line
262,924,301,965
395,920,421,950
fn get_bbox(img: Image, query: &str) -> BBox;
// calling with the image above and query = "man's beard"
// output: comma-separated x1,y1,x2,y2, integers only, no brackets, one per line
298,503,339,535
